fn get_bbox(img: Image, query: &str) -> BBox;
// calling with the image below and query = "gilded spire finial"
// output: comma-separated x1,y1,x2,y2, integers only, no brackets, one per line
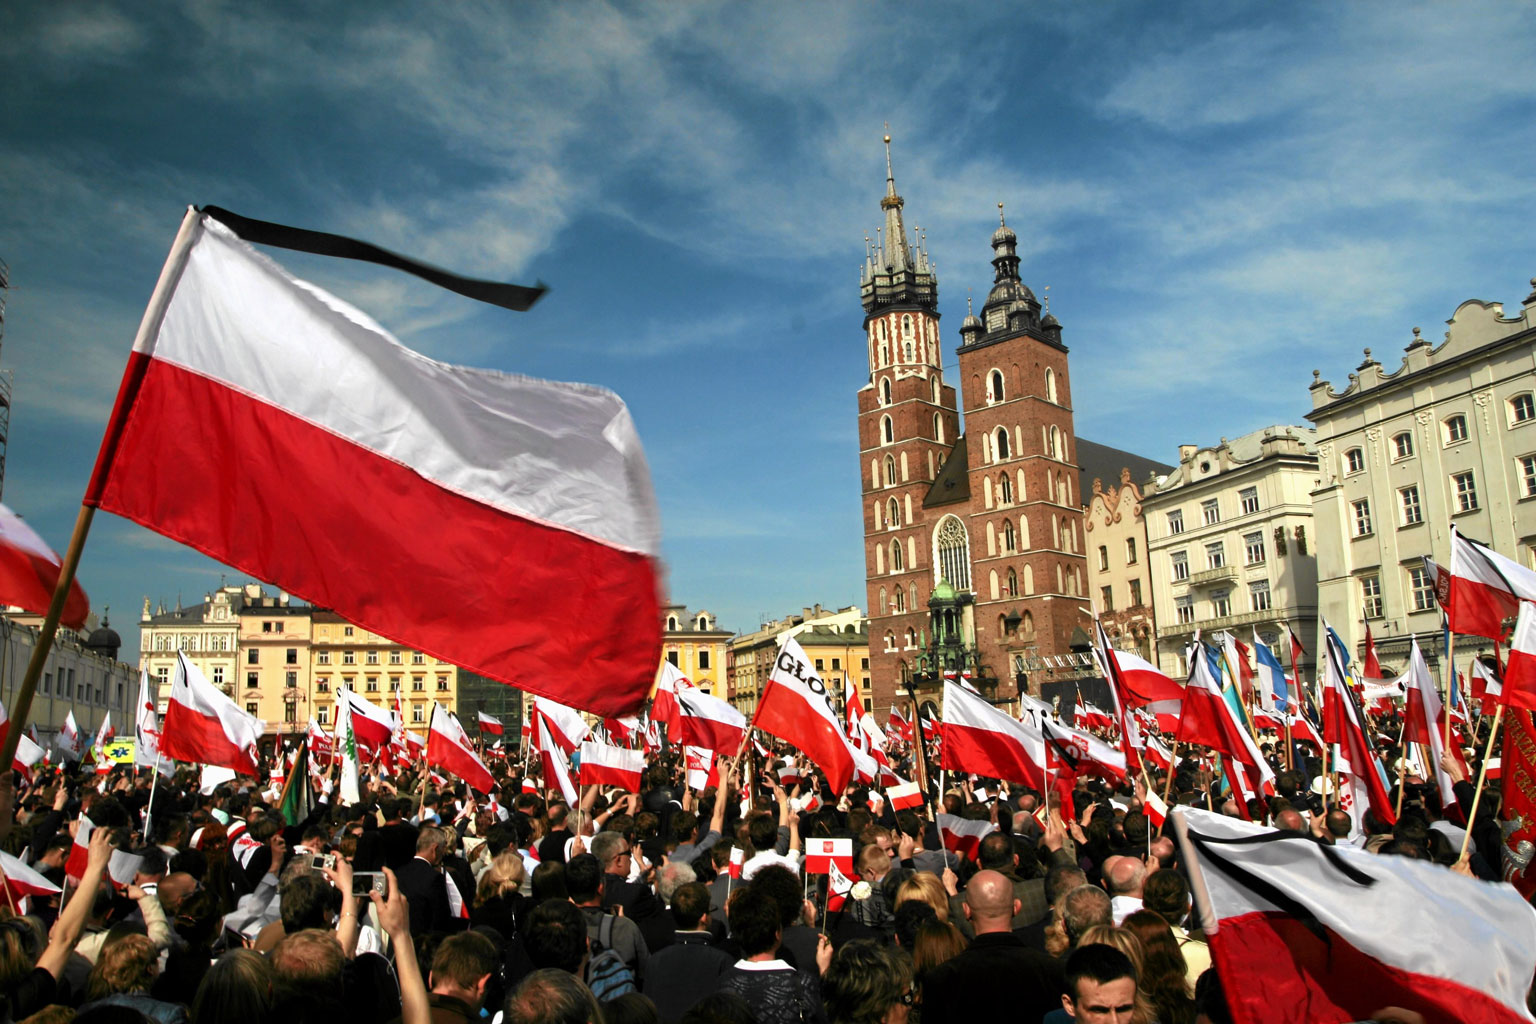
967,290,974,315
998,202,1006,226
1042,285,1050,316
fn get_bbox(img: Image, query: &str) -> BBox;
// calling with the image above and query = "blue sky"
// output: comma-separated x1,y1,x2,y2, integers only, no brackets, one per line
3,2,1535,651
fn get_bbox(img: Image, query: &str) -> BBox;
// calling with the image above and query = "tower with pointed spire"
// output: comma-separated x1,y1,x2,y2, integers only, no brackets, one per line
856,139,1089,720
857,134,962,717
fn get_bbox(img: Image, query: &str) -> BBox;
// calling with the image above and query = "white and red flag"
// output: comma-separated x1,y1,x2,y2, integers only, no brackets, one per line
803,837,854,876
1428,526,1536,640
1108,646,1185,707
1073,698,1113,731
777,760,802,788
728,846,744,880
0,501,89,628
1043,717,1127,782
887,705,913,745
1142,790,1169,829
477,711,504,736
0,849,61,908
684,746,719,791
134,670,174,773
89,712,115,774
1402,638,1469,806
936,813,996,862
603,715,641,747
939,679,1046,790
1502,601,1536,712
65,816,95,883
886,779,923,811
427,703,495,793
338,688,395,761
826,859,857,913
1174,807,1536,1024
1176,645,1271,781
676,687,746,753
534,697,591,754
652,662,691,733
753,637,859,793
161,652,261,776
56,710,84,761
82,208,661,717
1471,656,1503,714
1321,624,1396,828
533,713,578,805
0,700,45,781
578,740,645,792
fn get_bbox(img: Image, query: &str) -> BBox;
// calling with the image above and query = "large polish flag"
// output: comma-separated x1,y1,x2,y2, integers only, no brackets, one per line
1174,807,1536,1024
1502,602,1536,712
83,208,662,717
676,687,747,753
1321,625,1396,829
1431,526,1536,640
0,501,89,629
1176,645,1271,781
578,740,645,792
427,703,495,793
533,714,579,805
161,652,261,776
652,661,691,733
940,679,1046,790
753,637,859,793
477,711,504,736
1110,647,1186,706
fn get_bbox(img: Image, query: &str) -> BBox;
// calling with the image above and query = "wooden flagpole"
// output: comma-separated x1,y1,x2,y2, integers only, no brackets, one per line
1444,624,1457,755
1161,741,1180,805
1459,704,1505,861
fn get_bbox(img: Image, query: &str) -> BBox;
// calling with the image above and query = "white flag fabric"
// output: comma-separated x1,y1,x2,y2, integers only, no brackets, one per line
134,670,174,772
754,637,858,793
1174,807,1536,1024
428,704,495,793
334,688,362,805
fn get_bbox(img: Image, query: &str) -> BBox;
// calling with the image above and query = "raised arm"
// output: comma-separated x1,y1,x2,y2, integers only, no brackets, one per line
375,867,430,1024
39,826,115,979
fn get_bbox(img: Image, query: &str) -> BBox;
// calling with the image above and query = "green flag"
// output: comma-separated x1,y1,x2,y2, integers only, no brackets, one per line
277,743,313,826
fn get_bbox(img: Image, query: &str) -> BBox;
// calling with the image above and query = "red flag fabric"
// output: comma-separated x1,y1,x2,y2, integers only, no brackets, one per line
1471,657,1503,714
684,745,718,791
886,779,923,811
534,697,591,754
1502,602,1536,712
578,740,645,792
1431,527,1536,640
887,705,914,744
339,689,395,760
0,849,62,906
826,860,857,913
477,711,504,735
83,209,661,717
427,704,495,794
939,680,1045,789
65,816,95,883
1176,645,1270,778
1176,807,1536,1024
1109,647,1185,706
161,652,261,776
1500,706,1536,899
753,637,858,793
652,662,689,733
1362,623,1383,680
1401,638,1468,807
0,502,89,629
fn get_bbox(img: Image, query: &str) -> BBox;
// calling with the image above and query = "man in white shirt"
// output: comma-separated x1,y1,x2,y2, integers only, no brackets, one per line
1102,855,1145,926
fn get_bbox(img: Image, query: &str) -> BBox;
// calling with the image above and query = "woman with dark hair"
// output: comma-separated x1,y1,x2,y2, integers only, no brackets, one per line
907,921,964,1024
821,940,914,1024
1122,910,1194,1024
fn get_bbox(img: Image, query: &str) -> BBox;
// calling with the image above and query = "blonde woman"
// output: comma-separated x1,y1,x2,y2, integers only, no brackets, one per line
894,873,950,923
474,850,528,935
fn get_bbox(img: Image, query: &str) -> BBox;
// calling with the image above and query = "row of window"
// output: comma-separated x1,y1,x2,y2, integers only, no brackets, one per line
1170,531,1268,578
316,649,430,666
1341,400,1535,476
981,367,1060,406
314,702,441,726
1346,463,1536,538
1098,579,1145,613
1166,487,1260,535
38,666,126,710
664,649,712,670
1361,565,1438,618
870,314,939,370
1172,580,1272,624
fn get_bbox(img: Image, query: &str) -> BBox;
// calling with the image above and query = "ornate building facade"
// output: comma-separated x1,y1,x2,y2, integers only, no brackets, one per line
1084,467,1159,661
857,138,1090,718
1308,280,1536,668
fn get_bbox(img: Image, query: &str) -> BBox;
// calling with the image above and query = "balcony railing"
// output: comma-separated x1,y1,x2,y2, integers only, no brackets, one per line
1187,565,1238,587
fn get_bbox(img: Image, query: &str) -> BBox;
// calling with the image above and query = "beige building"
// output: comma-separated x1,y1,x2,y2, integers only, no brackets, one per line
139,586,244,703
1308,280,1536,668
796,623,872,712
310,610,457,734
236,589,312,745
1079,440,1172,663
0,614,133,746
1142,427,1319,678
661,604,732,698
728,604,866,714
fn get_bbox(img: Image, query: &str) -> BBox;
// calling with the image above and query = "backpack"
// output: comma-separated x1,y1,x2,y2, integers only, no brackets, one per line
587,914,638,1001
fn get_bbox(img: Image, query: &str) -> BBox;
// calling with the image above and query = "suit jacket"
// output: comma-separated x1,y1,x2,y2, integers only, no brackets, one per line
641,931,730,1023
378,822,420,871
603,874,672,952
395,856,452,936
920,931,1065,1024
949,847,1074,937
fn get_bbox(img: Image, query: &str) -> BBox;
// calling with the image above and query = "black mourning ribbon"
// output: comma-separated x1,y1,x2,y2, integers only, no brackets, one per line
1185,826,1376,948
197,205,548,313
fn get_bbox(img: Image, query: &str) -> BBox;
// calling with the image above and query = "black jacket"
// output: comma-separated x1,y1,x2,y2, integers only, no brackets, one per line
643,932,731,1024
920,931,1065,1024
603,874,672,952
395,856,452,936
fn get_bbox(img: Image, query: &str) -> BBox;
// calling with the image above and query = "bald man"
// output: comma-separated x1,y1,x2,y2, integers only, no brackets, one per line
1103,857,1145,926
920,870,1066,1024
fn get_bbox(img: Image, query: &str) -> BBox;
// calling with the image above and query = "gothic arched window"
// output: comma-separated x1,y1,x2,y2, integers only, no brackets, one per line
1006,568,1019,597
995,427,1011,460
998,474,1013,504
1002,519,1017,553
882,415,894,444
881,378,892,404
884,455,896,487
934,515,971,592
887,497,900,528
1045,367,1058,403
990,370,1005,402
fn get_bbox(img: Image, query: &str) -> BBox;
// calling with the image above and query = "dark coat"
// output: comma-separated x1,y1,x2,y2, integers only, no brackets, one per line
603,873,673,952
378,821,421,871
395,856,452,936
641,932,731,1024
920,931,1065,1024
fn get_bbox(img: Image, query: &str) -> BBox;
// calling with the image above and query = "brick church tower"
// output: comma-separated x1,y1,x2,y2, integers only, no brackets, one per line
857,139,1087,719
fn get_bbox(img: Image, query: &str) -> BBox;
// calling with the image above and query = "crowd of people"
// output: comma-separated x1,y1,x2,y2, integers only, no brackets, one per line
0,718,1509,1024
